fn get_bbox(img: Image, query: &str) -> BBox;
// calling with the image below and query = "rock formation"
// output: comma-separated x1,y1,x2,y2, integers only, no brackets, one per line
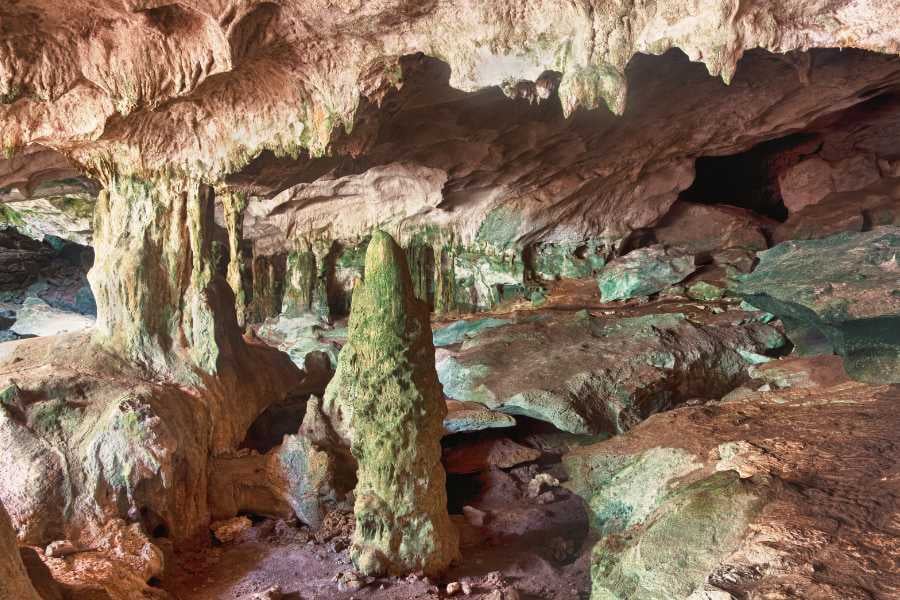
0,2,898,599
331,231,459,576
0,499,41,600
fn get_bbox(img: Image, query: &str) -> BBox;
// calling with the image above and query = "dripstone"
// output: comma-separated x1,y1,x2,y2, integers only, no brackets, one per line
329,231,459,576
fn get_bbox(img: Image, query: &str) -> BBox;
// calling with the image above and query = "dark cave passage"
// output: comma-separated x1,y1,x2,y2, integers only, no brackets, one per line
677,132,816,222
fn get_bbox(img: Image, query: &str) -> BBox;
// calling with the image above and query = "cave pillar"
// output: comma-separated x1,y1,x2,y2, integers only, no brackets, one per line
221,190,248,328
328,230,459,576
88,175,241,380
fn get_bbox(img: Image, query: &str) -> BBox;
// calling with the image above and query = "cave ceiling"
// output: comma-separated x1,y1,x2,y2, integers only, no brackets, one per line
0,1,898,248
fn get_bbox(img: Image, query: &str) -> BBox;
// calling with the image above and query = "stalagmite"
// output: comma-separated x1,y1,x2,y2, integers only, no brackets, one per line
329,230,459,576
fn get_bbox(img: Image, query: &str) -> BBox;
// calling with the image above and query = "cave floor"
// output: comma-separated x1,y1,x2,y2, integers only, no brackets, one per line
165,477,592,600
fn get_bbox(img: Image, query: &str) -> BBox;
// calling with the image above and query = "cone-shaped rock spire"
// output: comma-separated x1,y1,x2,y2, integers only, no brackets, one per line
334,230,459,576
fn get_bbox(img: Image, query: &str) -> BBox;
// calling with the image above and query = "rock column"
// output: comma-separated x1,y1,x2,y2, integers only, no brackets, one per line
331,230,458,576
88,175,241,380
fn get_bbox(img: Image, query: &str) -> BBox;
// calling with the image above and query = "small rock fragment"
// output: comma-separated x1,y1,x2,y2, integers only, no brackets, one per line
446,581,462,596
210,516,252,544
45,540,79,558
250,586,282,600
527,473,560,498
462,505,487,527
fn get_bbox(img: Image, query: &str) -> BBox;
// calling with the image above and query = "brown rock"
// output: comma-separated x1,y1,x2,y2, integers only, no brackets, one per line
444,437,541,475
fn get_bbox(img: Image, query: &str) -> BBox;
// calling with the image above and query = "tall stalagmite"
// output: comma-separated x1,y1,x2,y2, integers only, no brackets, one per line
332,230,459,576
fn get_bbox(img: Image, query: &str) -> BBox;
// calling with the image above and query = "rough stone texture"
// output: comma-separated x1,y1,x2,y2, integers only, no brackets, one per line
437,307,786,435
565,360,900,600
0,329,302,551
328,231,459,576
10,297,94,337
597,246,697,302
651,202,770,255
731,227,900,383
238,49,900,293
0,498,42,600
88,176,234,379
774,176,900,243
1,1,898,177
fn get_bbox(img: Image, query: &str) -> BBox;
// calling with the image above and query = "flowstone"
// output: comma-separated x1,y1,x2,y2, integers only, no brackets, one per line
328,231,459,576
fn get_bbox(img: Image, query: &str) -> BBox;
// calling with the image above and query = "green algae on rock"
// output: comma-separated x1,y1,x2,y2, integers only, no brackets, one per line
437,310,785,435
589,471,764,600
597,246,697,302
330,231,458,576
731,227,900,383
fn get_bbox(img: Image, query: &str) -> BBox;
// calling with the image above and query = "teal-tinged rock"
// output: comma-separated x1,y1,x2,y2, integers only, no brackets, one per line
532,239,607,280
564,447,699,535
432,317,511,347
731,227,900,383
451,249,524,312
737,349,772,365
686,281,725,301
328,231,459,576
435,356,495,405
475,206,522,249
256,314,344,368
739,301,775,324
589,471,764,600
436,310,783,435
598,246,697,302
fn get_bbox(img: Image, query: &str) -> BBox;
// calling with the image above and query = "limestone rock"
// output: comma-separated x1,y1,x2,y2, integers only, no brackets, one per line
437,309,785,435
774,176,900,243
652,202,769,255
0,499,42,600
597,246,697,302
731,227,900,382
444,437,541,475
0,329,302,549
210,516,252,544
564,364,899,599
589,472,764,600
331,231,459,576
10,296,93,337
444,400,517,435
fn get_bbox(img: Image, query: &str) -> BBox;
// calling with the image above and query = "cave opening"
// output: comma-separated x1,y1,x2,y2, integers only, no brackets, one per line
239,394,310,454
678,132,819,222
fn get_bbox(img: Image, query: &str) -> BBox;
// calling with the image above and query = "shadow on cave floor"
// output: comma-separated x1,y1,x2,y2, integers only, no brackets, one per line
167,418,593,600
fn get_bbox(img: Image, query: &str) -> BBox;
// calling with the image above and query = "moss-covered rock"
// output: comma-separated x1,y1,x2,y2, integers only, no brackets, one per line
328,231,458,576
598,246,697,302
589,471,764,600
731,227,900,383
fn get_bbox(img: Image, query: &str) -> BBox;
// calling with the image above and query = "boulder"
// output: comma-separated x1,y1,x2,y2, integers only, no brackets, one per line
10,296,94,337
438,309,786,435
564,365,898,599
774,176,900,243
444,436,541,474
652,202,769,254
597,246,697,302
731,227,900,383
